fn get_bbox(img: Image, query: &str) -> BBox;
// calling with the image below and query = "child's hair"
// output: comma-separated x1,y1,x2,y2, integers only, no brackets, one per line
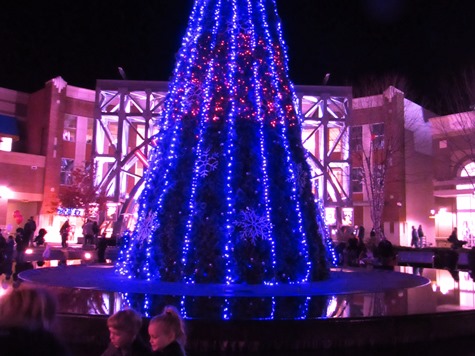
0,286,57,330
150,305,186,346
107,309,142,336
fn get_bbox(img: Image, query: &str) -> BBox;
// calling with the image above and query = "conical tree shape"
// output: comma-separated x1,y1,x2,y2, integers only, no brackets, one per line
116,0,329,284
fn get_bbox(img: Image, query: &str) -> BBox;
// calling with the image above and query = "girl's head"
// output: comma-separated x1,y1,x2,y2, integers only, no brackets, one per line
107,309,142,349
148,305,186,352
0,286,57,330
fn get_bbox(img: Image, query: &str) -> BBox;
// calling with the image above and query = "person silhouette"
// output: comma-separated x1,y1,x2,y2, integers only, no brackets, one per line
448,227,467,249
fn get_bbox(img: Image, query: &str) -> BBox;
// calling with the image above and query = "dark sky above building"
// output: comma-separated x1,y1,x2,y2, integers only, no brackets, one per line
1,0,475,113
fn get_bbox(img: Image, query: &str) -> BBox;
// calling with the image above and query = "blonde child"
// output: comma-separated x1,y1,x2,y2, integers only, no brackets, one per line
102,308,150,356
148,305,186,356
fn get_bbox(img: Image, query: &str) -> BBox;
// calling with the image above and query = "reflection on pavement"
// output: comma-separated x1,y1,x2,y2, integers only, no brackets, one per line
2,264,475,320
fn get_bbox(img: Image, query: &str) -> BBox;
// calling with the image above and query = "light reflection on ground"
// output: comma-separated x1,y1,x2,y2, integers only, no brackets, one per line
397,266,475,312
3,262,475,320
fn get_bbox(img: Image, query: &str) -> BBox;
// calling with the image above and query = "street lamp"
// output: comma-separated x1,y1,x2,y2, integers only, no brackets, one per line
0,186,12,199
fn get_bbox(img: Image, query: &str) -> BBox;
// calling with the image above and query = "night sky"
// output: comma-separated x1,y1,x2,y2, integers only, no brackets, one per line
1,0,475,113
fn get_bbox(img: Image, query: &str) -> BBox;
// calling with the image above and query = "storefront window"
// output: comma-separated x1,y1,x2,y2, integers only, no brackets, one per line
456,162,475,247
60,158,74,185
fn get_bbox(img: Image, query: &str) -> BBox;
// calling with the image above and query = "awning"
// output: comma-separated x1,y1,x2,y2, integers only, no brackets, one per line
0,114,19,141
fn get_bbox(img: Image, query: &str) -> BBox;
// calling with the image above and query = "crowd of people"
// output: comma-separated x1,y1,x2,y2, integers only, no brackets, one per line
0,218,41,280
0,285,187,355
0,216,115,282
334,225,396,269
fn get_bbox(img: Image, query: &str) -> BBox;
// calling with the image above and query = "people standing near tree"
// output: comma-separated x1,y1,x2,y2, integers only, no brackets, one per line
34,228,47,247
92,220,100,245
411,226,419,248
59,220,70,248
368,227,377,247
82,219,95,246
375,238,396,270
23,216,37,247
3,235,14,279
0,230,6,275
15,228,27,263
96,232,108,263
0,229,6,252
357,225,365,242
417,224,424,248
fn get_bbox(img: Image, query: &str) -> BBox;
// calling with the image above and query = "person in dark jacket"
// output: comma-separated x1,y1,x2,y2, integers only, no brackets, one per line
15,228,27,263
34,228,47,246
411,226,419,248
1,235,14,279
60,220,70,248
23,216,37,247
448,227,467,249
96,232,109,263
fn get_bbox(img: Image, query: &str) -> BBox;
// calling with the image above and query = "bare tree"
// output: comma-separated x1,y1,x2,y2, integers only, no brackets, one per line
352,75,424,244
352,114,403,243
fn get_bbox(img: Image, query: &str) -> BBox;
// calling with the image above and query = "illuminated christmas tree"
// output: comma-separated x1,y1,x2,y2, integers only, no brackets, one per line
116,0,329,284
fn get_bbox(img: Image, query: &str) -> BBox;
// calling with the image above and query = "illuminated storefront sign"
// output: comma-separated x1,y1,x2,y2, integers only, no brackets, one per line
325,208,336,225
57,207,84,217
342,208,353,226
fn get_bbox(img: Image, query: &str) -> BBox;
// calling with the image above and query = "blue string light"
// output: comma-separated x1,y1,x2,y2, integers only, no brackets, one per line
181,0,223,284
255,0,310,283
222,0,239,285
247,0,276,284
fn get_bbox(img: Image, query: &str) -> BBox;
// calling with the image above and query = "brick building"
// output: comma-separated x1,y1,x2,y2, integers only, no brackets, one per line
0,77,95,241
0,78,465,247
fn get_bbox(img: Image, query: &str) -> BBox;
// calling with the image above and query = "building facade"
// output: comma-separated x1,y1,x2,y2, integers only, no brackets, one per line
431,111,475,247
1,78,466,248
349,87,436,247
0,77,95,241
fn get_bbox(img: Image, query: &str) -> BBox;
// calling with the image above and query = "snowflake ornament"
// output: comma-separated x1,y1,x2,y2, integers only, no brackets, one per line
237,18,253,33
183,83,203,107
196,148,219,177
225,17,252,35
234,207,272,245
136,211,156,244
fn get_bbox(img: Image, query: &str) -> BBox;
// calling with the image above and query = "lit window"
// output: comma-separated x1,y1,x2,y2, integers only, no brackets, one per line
60,158,74,185
351,167,364,193
371,123,384,149
86,117,93,144
328,127,342,153
63,115,77,142
0,137,13,152
350,126,362,151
